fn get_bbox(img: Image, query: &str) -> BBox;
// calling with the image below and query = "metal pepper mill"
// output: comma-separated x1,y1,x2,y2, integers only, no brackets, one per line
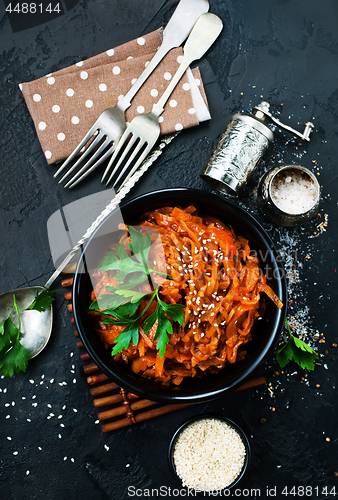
200,101,314,195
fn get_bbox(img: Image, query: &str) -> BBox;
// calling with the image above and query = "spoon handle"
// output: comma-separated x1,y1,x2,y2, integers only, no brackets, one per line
43,133,178,290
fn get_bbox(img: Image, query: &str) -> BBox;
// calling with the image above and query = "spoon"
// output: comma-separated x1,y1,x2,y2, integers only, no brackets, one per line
0,133,177,358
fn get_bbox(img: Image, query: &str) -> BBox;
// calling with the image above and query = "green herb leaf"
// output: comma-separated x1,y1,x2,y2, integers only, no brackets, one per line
128,226,151,269
276,319,318,371
27,288,57,312
114,289,147,303
0,317,31,378
154,307,173,358
0,288,56,378
91,227,185,359
111,322,140,356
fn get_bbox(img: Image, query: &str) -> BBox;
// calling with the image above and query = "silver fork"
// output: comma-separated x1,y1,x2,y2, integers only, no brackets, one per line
102,13,223,189
53,0,209,189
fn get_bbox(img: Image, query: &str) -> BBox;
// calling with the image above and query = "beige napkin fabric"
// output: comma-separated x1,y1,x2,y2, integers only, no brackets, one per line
20,29,210,165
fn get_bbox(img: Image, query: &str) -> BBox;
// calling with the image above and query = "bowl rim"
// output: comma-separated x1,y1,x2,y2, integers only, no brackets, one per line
168,413,251,493
73,187,287,403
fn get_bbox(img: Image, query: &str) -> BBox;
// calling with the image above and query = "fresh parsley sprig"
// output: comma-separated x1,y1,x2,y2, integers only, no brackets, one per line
91,226,185,358
276,318,318,371
0,288,56,378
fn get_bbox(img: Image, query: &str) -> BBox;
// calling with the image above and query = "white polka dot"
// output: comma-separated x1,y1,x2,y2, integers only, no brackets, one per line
175,123,183,131
137,37,145,46
33,94,41,102
57,133,65,141
19,84,23,91
183,83,190,91
131,78,137,85
80,71,88,80
113,66,121,75
169,99,177,108
66,88,74,97
158,116,164,123
188,108,196,115
177,55,183,63
45,150,52,159
76,61,83,67
52,105,60,113
150,89,158,97
127,56,133,60
99,83,107,92
164,72,172,81
195,78,201,86
71,116,79,125
47,77,55,85
38,122,47,130
85,100,93,108
106,49,115,56
137,106,145,114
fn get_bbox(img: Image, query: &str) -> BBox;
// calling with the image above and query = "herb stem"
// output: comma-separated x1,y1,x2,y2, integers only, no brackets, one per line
285,317,292,337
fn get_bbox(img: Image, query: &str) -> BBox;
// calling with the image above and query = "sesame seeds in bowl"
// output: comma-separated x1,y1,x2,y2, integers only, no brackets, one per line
168,415,250,494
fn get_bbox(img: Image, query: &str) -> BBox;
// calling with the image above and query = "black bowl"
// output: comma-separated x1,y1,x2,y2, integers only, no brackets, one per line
73,188,287,404
168,414,251,493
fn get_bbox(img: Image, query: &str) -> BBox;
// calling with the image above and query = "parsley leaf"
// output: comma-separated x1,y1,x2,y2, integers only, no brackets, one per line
27,288,57,312
91,227,186,359
276,318,318,371
0,288,56,378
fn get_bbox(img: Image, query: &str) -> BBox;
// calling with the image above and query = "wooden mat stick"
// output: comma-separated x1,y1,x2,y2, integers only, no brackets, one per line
87,373,109,385
101,403,191,432
98,398,157,421
94,392,138,408
61,277,73,288
90,381,120,396
233,376,267,392
83,363,100,376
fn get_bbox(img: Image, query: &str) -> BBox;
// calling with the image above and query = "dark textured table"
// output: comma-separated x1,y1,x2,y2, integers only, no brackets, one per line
1,1,338,499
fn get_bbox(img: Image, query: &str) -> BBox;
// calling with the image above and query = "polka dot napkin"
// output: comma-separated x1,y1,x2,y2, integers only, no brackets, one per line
20,29,210,165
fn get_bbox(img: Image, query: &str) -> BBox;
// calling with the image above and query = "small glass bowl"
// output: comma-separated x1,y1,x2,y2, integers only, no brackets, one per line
168,414,251,495
257,164,320,227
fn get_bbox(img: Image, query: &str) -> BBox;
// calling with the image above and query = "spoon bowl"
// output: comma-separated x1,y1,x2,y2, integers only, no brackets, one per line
0,286,53,358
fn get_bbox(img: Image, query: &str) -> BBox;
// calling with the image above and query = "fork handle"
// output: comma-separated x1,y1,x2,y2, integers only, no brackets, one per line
152,13,223,118
117,0,209,111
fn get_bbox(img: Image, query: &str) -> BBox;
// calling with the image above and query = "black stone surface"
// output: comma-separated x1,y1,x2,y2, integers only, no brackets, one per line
1,1,338,499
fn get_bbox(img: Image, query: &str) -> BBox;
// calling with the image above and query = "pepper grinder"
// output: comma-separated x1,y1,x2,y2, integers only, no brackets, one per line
200,101,314,195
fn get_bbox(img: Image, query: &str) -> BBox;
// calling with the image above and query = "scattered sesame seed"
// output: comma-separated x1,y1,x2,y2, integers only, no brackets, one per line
104,444,109,451
26,470,30,476
7,436,12,441
13,451,18,456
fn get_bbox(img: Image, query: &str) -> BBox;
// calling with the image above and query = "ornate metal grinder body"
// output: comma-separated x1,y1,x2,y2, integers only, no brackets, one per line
201,101,314,195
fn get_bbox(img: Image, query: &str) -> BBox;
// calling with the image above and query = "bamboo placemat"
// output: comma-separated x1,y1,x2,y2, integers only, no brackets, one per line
61,274,266,433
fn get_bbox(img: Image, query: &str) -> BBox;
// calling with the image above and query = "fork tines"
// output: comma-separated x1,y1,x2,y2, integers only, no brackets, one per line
101,132,153,189
54,123,116,189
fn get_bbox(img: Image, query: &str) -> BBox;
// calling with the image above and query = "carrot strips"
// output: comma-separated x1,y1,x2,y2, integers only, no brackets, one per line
91,206,283,385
